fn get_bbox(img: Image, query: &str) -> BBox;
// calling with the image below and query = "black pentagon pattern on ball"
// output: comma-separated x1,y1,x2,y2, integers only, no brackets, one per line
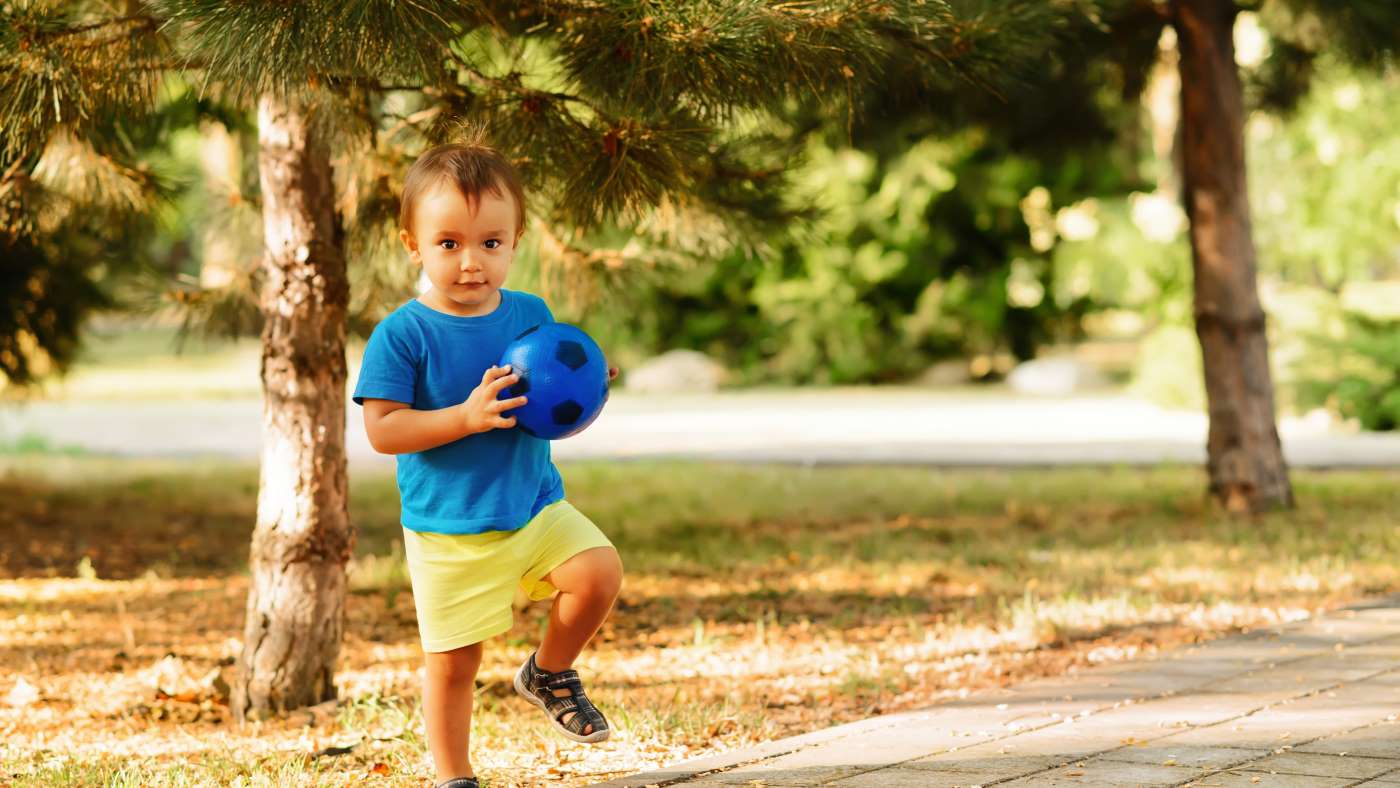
509,375,530,398
552,400,583,426
555,340,587,371
515,324,541,340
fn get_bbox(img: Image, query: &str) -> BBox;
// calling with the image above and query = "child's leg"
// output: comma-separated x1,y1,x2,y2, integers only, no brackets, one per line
423,642,484,783
535,546,623,673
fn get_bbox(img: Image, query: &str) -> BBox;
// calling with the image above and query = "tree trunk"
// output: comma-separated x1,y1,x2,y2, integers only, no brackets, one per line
1171,0,1293,513
233,93,354,721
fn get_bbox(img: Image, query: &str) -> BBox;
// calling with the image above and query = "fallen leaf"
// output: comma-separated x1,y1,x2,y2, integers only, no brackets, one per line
4,677,40,707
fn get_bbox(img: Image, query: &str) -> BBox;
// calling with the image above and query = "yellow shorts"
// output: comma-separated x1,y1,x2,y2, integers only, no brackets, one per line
401,499,614,653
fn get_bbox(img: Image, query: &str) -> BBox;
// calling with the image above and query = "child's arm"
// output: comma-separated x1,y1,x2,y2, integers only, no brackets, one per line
363,365,527,455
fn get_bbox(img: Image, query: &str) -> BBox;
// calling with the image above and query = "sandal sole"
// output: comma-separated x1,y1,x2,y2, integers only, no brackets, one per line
513,656,611,744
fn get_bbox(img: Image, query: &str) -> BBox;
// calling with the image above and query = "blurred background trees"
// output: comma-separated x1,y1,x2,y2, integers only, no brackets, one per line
4,3,1397,497
8,3,1396,408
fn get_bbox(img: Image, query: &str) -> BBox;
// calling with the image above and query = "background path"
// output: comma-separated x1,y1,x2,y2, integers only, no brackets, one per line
595,596,1400,786
3,389,1397,467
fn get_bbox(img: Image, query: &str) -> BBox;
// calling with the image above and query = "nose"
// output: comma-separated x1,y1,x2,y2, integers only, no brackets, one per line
460,255,482,273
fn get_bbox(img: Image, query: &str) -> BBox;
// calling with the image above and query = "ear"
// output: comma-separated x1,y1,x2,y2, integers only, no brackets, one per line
399,229,421,263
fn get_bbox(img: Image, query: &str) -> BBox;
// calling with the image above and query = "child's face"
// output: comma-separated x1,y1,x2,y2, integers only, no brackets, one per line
400,181,521,317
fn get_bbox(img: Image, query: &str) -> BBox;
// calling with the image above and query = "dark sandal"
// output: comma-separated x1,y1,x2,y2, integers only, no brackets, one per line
434,779,478,788
513,651,611,743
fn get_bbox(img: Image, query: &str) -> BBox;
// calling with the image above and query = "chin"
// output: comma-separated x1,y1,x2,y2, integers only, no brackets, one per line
450,286,495,303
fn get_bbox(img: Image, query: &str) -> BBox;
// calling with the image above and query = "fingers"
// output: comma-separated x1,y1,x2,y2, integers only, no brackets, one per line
473,413,518,434
493,395,528,413
607,366,619,381
486,370,522,398
481,364,513,384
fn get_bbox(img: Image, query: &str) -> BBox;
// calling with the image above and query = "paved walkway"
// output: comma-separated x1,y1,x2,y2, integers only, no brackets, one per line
596,596,1400,787
3,390,1397,467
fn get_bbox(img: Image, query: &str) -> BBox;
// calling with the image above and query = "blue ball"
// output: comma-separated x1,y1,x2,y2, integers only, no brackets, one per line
497,322,610,440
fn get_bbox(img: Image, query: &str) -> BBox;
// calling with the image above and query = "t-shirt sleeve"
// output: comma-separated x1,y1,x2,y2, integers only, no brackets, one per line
525,291,556,324
352,313,419,406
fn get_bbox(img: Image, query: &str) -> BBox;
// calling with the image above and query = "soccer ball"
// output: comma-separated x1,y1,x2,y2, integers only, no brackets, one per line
497,322,610,440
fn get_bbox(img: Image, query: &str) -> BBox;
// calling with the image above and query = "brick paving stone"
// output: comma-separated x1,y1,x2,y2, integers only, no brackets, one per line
994,760,1204,787
1156,682,1400,750
903,753,1067,777
1082,691,1269,729
909,725,1122,763
1098,744,1266,770
689,764,868,785
1157,710,1355,750
711,723,980,776
1296,721,1400,759
1182,771,1353,787
1235,751,1400,780
1203,668,1373,695
825,765,1021,787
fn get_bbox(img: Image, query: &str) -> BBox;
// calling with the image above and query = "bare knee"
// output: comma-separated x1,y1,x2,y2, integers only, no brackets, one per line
549,546,623,602
426,642,483,685
596,548,623,601
579,547,623,603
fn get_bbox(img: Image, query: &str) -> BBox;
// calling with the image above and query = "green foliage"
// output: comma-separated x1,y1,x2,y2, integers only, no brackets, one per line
0,234,106,384
972,41,1400,416
1297,312,1400,431
6,0,1398,395
573,134,1049,384
4,0,1081,383
554,1,1157,384
0,0,242,386
1130,324,1204,410
150,0,472,98
1250,0,1400,110
0,2,165,163
1248,64,1400,290
1269,0,1400,70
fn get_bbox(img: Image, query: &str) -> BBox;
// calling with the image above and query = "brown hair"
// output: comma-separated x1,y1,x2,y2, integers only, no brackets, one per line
399,138,526,238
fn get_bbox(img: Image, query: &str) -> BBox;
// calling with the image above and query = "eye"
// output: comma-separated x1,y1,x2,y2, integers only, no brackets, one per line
439,239,458,250
484,239,502,250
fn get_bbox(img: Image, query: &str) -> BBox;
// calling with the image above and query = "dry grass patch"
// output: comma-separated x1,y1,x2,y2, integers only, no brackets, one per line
2,458,1397,786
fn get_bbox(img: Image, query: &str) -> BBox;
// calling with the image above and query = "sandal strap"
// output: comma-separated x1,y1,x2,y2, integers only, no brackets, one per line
524,652,610,735
563,699,607,735
549,690,606,734
545,670,583,690
544,686,586,717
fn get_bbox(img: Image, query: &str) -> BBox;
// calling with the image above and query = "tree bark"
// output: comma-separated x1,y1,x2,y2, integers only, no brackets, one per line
233,93,354,721
1171,0,1293,513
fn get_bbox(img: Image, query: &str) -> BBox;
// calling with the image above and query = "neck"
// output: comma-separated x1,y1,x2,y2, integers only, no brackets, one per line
419,288,502,317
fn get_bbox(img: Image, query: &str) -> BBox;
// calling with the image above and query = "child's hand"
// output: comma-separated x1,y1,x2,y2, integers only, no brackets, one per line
608,367,619,382
459,365,527,435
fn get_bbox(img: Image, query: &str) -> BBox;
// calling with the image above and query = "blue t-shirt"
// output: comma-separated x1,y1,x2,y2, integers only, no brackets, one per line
352,290,564,534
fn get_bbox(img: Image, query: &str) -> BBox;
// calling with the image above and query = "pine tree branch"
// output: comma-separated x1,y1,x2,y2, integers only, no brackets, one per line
445,49,613,122
23,14,159,40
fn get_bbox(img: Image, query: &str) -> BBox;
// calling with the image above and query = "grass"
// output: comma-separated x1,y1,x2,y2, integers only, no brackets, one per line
2,457,1398,786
